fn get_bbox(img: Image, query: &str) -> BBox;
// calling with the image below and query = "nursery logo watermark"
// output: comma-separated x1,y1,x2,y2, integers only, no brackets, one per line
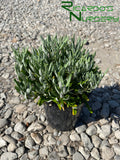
61,1,119,22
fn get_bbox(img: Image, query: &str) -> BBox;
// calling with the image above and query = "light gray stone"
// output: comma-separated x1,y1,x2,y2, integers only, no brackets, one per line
25,135,35,149
73,152,85,160
91,148,100,160
34,156,40,160
91,135,102,148
7,143,17,152
3,135,16,144
1,93,6,100
27,122,45,132
39,147,48,157
11,131,22,140
109,136,118,144
99,118,109,125
47,135,56,145
81,132,93,151
99,124,111,139
58,134,70,145
78,146,90,159
40,115,46,122
100,140,110,149
101,146,115,160
75,124,87,134
86,125,97,136
0,152,18,160
33,145,40,150
24,114,37,124
14,104,26,113
31,133,42,144
2,73,9,79
115,130,120,140
4,109,13,119
16,147,25,158
14,122,26,134
70,132,80,141
28,150,39,159
20,153,28,160
58,146,68,158
0,136,7,148
48,151,60,160
113,144,120,155
5,127,13,134
114,155,120,160
9,97,20,104
112,120,119,131
0,99,4,108
0,118,8,128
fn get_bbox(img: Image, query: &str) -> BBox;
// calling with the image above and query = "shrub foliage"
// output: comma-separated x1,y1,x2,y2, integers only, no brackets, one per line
13,35,104,115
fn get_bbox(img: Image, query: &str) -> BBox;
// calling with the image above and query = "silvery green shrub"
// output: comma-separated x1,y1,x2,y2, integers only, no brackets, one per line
13,35,104,115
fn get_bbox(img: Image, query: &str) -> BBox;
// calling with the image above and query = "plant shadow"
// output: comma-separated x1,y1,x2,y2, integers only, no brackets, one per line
75,83,120,128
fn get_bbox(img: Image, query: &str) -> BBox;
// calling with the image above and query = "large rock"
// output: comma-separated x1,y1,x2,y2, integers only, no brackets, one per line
81,133,93,151
73,152,85,160
9,97,20,104
48,151,60,160
16,147,25,158
14,122,26,134
0,152,18,160
3,135,16,144
7,143,17,152
24,114,37,124
75,124,87,134
101,146,115,160
91,135,102,148
78,146,90,159
86,125,97,136
27,122,45,132
58,133,70,145
109,136,118,145
28,150,39,159
115,130,120,140
0,118,8,128
0,136,7,148
39,147,48,157
4,109,13,119
113,144,120,155
91,148,100,160
31,133,42,144
11,131,22,140
25,135,35,149
14,104,26,113
58,146,68,158
70,132,80,141
99,124,111,139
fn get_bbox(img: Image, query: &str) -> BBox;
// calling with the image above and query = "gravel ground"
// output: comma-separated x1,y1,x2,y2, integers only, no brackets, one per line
0,0,120,159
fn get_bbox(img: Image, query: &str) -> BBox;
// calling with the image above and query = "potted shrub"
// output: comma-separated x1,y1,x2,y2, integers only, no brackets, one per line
13,35,104,131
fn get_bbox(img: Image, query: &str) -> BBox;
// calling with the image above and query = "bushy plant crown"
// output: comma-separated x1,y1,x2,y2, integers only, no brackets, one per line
13,35,104,115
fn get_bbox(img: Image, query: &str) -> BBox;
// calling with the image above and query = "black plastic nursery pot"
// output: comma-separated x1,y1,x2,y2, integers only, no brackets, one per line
44,101,84,131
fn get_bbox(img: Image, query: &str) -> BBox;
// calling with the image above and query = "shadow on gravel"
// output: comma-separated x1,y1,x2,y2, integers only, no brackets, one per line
75,83,120,128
